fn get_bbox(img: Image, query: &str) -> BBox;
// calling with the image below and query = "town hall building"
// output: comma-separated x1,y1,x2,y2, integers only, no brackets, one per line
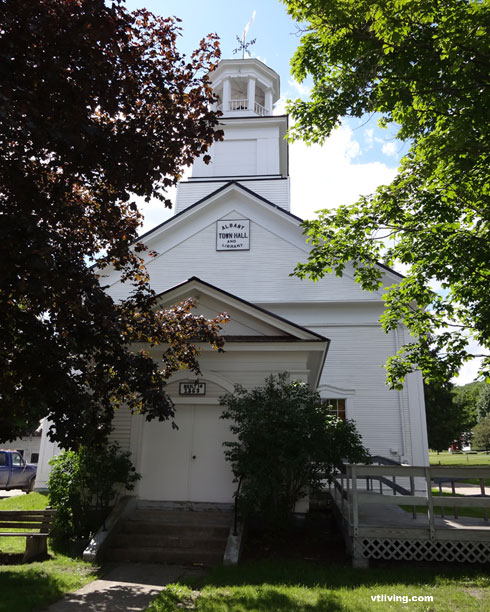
37,58,429,504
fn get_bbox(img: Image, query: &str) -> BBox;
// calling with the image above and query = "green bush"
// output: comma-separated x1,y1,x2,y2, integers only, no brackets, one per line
48,441,140,547
220,373,369,529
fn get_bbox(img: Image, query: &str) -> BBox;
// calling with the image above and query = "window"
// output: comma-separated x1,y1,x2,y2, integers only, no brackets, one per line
11,453,23,467
323,398,346,420
30,453,39,464
0,452,6,467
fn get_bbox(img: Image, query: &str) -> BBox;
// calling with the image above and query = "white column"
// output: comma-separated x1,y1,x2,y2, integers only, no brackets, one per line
222,78,231,114
247,77,256,111
265,88,273,115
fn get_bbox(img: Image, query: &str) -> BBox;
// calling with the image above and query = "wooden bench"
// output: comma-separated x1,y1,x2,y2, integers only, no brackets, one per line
0,508,57,562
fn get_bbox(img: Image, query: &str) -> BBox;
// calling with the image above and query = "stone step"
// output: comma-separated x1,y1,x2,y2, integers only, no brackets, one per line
104,508,232,565
111,532,227,550
105,545,224,565
119,522,230,538
128,509,233,527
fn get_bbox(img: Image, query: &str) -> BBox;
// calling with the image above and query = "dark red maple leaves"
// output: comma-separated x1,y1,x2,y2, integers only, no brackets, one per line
0,0,227,448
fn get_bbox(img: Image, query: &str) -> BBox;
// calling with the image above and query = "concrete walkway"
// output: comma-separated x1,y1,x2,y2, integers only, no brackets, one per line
42,563,205,612
0,488,26,498
440,482,487,496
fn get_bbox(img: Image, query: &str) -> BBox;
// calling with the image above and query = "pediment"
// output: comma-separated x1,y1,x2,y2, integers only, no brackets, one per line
100,181,402,305
139,181,305,256
155,277,328,344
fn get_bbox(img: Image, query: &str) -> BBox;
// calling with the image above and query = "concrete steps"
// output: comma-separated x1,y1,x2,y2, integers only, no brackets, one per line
105,508,232,566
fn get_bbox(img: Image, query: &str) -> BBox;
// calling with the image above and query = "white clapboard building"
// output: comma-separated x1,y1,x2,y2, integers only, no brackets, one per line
37,58,428,502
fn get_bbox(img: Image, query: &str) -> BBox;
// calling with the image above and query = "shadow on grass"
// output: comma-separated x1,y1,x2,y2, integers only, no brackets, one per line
154,583,346,612
0,566,65,612
143,559,490,612
0,553,24,565
188,558,490,591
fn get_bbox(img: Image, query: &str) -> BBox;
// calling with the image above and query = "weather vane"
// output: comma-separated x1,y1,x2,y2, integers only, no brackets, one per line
233,11,256,59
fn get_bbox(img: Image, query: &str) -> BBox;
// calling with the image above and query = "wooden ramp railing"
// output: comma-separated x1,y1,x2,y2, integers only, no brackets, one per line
329,463,490,566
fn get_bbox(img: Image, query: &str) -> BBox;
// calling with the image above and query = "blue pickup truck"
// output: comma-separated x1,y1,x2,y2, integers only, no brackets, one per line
0,449,37,493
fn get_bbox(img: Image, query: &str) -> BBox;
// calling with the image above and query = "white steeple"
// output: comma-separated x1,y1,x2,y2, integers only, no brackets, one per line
210,58,280,117
175,58,290,214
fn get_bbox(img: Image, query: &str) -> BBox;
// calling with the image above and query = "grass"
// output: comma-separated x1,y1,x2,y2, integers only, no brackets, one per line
0,492,98,612
429,452,490,487
429,451,490,467
145,558,490,611
401,490,488,520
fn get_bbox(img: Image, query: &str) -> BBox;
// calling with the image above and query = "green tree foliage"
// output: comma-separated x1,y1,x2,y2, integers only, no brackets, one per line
0,0,227,447
472,416,490,452
220,373,369,529
452,381,485,428
282,0,490,387
424,382,466,452
476,385,490,422
47,441,140,543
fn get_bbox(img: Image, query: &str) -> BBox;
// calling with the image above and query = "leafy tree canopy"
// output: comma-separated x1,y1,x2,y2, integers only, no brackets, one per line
424,382,466,452
472,415,490,452
282,0,490,387
0,0,227,448
452,381,485,430
476,384,490,422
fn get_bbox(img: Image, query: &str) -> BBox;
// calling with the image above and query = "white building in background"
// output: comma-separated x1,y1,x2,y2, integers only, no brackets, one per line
37,58,428,500
0,433,41,465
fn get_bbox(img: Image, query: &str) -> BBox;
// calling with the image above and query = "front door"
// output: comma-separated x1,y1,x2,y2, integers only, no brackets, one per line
139,404,235,503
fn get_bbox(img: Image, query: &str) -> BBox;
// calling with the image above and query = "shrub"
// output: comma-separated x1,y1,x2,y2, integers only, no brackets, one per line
48,441,140,546
220,373,369,529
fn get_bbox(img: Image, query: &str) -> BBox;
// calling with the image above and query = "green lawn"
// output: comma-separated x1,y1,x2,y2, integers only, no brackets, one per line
401,490,488,520
429,451,490,466
0,492,98,612
145,559,490,611
428,452,490,487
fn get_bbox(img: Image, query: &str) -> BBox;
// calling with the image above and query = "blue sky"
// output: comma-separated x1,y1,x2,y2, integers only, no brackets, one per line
125,0,404,164
124,1,405,222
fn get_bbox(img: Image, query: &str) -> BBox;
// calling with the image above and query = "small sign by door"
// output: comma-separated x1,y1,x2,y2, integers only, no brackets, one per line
179,382,206,396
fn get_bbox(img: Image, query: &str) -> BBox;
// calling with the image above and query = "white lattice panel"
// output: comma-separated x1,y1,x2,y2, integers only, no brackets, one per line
358,538,490,564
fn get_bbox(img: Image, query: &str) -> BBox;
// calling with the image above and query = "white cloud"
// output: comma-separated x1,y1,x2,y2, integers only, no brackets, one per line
136,166,192,236
364,128,375,148
273,95,288,116
287,78,312,98
289,126,397,219
382,141,399,158
453,358,482,386
451,334,485,385
137,194,175,236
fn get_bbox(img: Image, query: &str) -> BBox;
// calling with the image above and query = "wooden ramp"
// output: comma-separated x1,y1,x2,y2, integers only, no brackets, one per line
329,463,490,565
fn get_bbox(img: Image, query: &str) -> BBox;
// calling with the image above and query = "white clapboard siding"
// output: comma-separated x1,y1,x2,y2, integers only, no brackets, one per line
109,407,133,454
106,221,381,305
175,178,290,213
306,324,414,462
102,177,426,470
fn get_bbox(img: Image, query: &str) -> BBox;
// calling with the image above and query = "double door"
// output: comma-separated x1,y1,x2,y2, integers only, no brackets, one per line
139,404,235,503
